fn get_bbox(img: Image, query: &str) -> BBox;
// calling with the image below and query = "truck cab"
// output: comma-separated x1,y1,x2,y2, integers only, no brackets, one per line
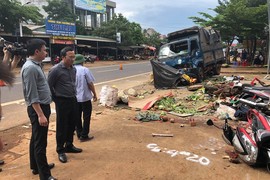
157,26,224,82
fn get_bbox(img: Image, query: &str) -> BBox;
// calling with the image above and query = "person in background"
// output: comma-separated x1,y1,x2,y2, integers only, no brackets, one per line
48,46,82,164
0,61,15,172
232,48,238,62
241,49,248,66
2,46,22,71
73,54,97,142
21,39,56,180
254,54,261,67
259,52,264,67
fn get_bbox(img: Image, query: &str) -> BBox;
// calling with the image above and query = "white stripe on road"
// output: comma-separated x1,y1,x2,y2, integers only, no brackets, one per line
94,72,150,85
90,61,150,69
96,68,120,73
2,99,25,106
2,72,151,107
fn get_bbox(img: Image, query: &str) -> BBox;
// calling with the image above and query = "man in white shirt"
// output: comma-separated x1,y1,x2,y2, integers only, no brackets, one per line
74,54,97,142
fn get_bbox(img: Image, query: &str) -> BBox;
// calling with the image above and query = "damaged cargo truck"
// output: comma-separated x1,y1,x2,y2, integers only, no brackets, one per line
151,26,225,88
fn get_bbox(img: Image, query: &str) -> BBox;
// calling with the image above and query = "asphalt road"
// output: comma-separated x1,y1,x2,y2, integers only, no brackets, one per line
1,61,152,103
0,61,153,131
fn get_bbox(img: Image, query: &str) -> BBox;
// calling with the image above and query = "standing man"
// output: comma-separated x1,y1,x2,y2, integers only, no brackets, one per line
73,54,97,142
48,47,82,164
21,39,56,180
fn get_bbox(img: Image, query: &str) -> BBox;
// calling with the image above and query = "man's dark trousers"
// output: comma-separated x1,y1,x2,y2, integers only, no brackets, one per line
28,104,51,180
76,100,92,138
54,97,77,153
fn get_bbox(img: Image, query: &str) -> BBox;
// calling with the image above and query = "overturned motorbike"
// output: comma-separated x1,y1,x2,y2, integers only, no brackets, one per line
207,97,270,171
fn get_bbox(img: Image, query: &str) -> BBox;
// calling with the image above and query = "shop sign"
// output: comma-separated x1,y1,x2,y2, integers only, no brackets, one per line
46,19,76,37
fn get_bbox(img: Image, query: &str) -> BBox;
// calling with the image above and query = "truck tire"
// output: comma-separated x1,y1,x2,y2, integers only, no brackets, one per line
197,66,204,83
213,64,221,75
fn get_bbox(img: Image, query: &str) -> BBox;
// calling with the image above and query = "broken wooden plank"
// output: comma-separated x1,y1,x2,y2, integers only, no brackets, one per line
152,133,174,137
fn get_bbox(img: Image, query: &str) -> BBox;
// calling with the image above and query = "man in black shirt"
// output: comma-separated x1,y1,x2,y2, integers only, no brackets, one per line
48,46,82,164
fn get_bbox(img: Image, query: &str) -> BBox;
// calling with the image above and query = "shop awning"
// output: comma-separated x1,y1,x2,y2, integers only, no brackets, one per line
51,39,74,44
76,44,92,48
76,35,116,43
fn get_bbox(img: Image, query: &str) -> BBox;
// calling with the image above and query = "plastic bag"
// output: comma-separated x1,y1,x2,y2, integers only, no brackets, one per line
99,85,118,106
215,104,236,120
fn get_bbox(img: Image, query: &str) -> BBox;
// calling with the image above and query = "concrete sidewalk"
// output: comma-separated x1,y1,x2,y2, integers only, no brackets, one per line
221,66,268,74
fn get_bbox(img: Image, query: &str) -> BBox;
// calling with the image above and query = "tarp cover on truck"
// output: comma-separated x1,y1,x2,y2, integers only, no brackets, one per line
150,59,182,89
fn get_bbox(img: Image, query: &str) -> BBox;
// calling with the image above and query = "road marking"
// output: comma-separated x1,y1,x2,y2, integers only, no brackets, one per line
147,143,210,166
94,72,150,85
96,68,120,73
2,99,25,106
2,72,151,106
90,61,150,69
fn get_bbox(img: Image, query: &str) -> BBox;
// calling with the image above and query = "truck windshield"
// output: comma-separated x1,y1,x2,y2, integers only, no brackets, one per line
159,40,188,58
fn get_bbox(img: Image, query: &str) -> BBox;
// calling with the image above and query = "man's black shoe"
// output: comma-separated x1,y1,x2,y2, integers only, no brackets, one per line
58,153,67,163
65,145,82,153
32,163,55,175
0,160,4,165
48,176,57,180
80,135,94,142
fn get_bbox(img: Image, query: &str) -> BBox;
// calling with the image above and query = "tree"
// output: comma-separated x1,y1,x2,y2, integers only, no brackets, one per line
92,13,145,46
189,0,267,64
143,30,165,48
43,0,76,22
0,0,43,34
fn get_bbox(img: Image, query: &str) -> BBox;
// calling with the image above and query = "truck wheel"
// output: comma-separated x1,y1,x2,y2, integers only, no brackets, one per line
197,66,204,83
213,64,221,75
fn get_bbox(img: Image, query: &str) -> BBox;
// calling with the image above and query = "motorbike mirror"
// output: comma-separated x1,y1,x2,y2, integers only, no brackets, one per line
207,119,214,126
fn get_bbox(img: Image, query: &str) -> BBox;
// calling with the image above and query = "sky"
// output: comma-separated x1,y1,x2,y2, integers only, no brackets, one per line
114,0,220,35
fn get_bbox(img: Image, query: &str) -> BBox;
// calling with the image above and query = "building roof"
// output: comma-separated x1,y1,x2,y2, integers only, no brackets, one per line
76,35,116,43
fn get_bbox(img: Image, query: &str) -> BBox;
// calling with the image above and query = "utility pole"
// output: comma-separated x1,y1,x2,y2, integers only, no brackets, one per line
18,2,31,40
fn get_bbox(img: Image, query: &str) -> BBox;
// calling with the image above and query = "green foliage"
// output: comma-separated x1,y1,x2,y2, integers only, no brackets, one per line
92,13,164,46
92,13,145,46
136,111,161,122
189,0,267,43
43,0,76,22
189,0,267,63
0,0,43,33
144,31,164,48
76,20,88,35
155,96,197,114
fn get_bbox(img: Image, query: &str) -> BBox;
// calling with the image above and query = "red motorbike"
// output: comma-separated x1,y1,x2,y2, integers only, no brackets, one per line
208,86,270,171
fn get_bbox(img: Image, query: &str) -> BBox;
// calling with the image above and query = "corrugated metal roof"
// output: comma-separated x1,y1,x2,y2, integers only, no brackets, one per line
76,35,116,43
